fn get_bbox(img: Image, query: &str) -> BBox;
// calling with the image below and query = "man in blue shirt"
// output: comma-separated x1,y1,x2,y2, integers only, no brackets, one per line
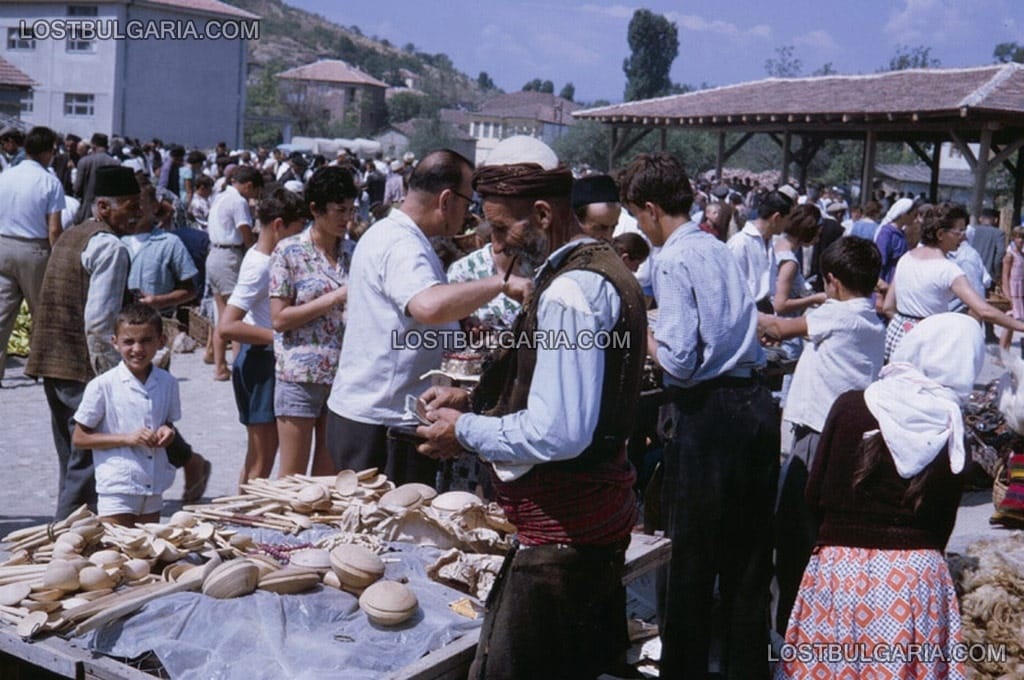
620,152,779,680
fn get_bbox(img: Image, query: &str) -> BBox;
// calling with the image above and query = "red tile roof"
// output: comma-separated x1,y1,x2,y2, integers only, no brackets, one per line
476,91,579,125
0,57,34,89
277,60,388,88
574,65,1024,124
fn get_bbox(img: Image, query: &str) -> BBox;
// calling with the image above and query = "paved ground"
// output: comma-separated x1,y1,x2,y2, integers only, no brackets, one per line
0,340,1016,553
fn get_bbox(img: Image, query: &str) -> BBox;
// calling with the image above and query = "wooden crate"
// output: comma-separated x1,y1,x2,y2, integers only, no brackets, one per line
187,307,211,345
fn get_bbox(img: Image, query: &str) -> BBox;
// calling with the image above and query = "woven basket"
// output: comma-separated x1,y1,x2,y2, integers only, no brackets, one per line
993,461,1008,511
187,307,211,345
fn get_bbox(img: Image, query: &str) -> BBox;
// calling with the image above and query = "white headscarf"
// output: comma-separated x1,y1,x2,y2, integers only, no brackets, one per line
864,313,984,478
879,197,915,227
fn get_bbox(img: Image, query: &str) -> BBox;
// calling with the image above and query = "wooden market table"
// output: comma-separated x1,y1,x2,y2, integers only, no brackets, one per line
0,533,671,680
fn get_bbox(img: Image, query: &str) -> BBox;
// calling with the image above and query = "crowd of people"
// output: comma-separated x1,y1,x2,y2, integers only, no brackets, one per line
0,121,1012,678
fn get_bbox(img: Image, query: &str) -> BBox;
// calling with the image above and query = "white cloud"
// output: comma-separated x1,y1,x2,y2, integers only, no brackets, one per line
664,11,771,40
580,4,771,40
534,31,602,66
795,29,839,52
883,0,971,44
580,4,636,20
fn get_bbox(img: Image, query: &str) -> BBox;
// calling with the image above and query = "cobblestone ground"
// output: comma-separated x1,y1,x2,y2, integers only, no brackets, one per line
0,342,1012,551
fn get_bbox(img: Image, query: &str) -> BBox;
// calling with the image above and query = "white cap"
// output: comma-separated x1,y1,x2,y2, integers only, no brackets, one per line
483,135,559,169
283,180,304,193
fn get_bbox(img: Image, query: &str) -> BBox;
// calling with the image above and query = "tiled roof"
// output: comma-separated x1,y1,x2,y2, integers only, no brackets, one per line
574,65,1024,124
0,57,34,88
144,0,259,19
277,60,388,88
476,91,579,125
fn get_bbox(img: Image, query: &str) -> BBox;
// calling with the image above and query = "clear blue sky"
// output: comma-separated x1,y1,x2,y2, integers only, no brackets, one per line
289,0,1024,103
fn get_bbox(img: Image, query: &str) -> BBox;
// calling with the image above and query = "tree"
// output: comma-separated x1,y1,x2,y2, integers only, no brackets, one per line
539,80,554,94
477,71,496,90
522,78,544,92
622,9,679,101
813,62,837,76
765,46,803,77
559,82,575,102
407,119,460,159
994,42,1024,63
886,45,940,71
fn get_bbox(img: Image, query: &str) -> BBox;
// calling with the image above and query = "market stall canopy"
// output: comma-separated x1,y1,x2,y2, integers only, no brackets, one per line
573,64,1024,223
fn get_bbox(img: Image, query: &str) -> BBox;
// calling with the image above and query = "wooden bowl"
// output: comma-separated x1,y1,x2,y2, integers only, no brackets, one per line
88,550,125,570
359,581,418,626
77,566,116,592
202,559,260,599
169,511,197,528
258,567,321,595
404,482,438,502
431,491,483,514
329,544,385,589
55,532,86,550
288,548,331,573
379,485,423,512
42,561,80,592
334,470,360,496
122,559,151,581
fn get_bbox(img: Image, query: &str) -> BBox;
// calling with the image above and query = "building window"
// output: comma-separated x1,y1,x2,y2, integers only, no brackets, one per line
20,93,32,114
66,6,97,52
7,26,35,50
64,93,94,117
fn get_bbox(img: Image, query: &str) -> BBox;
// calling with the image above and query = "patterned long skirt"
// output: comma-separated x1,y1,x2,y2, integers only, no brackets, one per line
884,312,923,363
775,546,966,680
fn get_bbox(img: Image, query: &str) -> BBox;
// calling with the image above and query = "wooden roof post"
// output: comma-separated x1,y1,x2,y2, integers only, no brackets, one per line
609,125,619,171
716,132,725,182
860,130,877,205
929,141,941,204
971,127,993,224
781,130,792,185
1013,147,1024,229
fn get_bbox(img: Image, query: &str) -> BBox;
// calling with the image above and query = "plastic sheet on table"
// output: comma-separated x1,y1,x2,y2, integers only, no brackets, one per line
69,541,482,680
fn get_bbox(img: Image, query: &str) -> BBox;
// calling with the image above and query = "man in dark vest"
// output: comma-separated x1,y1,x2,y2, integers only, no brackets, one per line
416,136,647,679
27,166,141,519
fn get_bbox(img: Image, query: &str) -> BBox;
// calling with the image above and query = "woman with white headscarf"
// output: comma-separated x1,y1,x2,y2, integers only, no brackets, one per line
874,197,918,285
775,313,982,680
882,203,1024,361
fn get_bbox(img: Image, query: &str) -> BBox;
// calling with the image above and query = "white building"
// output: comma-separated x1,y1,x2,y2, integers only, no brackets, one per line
0,0,258,146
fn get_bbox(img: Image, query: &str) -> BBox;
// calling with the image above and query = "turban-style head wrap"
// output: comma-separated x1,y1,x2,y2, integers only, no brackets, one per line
472,135,573,199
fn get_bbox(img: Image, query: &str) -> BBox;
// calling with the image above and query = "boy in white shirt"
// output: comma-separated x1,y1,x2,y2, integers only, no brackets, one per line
218,187,309,487
72,304,180,526
758,236,886,467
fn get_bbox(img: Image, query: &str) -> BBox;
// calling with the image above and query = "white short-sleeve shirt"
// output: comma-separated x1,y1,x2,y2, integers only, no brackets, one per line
784,297,885,432
327,209,457,426
206,185,251,246
74,362,180,496
0,159,65,239
892,255,965,318
727,223,776,303
227,249,272,329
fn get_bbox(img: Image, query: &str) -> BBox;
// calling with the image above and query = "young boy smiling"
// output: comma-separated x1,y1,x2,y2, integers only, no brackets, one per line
73,303,181,526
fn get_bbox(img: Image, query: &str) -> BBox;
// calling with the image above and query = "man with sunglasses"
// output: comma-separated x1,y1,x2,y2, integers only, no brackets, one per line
325,149,530,486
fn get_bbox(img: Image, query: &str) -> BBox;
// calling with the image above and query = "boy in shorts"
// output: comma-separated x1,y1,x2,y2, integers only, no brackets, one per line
72,303,180,526
219,187,309,487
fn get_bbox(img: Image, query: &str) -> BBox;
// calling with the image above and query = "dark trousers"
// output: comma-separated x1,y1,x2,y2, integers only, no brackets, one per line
44,377,193,521
325,411,438,486
470,541,629,680
656,379,779,680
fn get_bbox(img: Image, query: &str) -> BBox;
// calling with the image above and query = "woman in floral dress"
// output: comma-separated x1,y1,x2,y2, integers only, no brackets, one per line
269,167,357,476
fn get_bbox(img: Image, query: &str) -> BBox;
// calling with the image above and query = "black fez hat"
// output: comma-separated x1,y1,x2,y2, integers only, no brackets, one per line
289,151,308,167
571,174,619,209
94,166,141,197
